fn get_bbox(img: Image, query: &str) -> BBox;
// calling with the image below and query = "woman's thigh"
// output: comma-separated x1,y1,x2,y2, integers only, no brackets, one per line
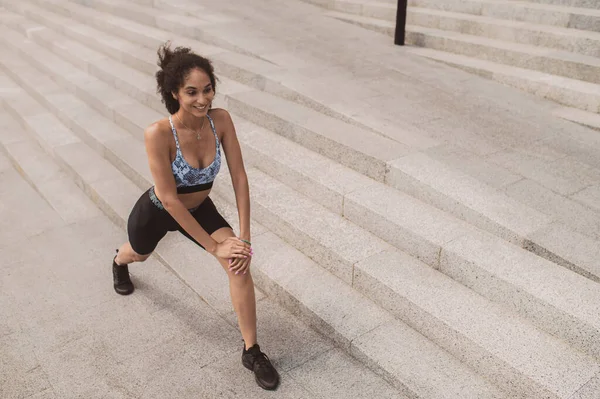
127,187,176,255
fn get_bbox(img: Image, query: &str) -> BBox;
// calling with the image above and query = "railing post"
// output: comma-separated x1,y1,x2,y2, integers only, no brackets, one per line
394,0,408,45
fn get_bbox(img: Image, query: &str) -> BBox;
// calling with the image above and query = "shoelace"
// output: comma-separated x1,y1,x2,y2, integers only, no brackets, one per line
253,352,272,371
114,264,130,282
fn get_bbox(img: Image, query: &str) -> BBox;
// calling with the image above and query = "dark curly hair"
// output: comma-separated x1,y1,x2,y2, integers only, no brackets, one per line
155,42,217,114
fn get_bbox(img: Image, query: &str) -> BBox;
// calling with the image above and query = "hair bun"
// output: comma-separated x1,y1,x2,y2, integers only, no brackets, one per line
157,41,193,70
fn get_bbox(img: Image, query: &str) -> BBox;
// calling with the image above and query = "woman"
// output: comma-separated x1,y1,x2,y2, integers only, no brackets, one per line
111,42,280,390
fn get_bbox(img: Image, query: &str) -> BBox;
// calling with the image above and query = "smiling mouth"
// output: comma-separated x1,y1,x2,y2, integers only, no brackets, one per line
193,105,207,110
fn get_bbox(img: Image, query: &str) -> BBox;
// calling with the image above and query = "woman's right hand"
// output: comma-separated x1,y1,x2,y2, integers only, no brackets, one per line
213,237,252,260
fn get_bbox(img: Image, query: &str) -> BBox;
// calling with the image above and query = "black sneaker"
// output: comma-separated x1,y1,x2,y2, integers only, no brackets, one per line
112,252,134,295
242,344,280,390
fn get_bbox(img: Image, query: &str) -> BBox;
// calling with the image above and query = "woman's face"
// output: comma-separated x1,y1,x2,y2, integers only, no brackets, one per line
174,67,215,117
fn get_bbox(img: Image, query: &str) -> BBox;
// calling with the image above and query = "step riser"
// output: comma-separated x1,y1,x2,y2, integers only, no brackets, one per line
0,9,167,115
526,0,600,11
405,30,600,85
64,0,254,56
18,0,379,138
314,1,600,56
343,195,600,361
224,95,388,182
5,8,600,306
407,12,600,58
409,0,600,33
384,159,600,284
0,84,461,399
353,269,555,399
0,45,155,195
240,143,345,215
0,34,368,293
0,97,129,229
439,246,600,361
213,178,355,285
412,51,600,114
310,0,600,34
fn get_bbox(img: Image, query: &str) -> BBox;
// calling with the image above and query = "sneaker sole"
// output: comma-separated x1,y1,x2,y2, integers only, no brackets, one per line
243,360,280,391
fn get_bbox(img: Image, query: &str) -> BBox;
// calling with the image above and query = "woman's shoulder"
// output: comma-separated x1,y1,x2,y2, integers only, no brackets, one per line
208,108,231,122
144,117,173,142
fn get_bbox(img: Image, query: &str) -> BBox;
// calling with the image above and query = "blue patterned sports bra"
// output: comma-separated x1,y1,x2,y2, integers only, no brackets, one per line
169,114,221,194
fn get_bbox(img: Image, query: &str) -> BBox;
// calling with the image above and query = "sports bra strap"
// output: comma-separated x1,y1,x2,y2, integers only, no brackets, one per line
168,115,180,150
206,114,219,146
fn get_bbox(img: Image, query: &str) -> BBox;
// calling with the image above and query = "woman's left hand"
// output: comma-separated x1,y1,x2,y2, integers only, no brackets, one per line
228,245,252,275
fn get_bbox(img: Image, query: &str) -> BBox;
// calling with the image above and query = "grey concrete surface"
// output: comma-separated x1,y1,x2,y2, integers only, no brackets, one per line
0,153,402,398
2,0,600,397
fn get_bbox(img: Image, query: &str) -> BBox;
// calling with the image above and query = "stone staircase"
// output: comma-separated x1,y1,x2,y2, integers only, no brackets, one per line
1,0,600,398
302,0,600,125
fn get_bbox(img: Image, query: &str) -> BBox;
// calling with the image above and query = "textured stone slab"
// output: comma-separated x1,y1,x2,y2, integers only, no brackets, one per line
572,373,600,399
287,349,406,399
553,106,600,131
406,7,600,58
572,184,600,212
404,25,600,85
355,249,600,398
504,178,600,240
387,152,552,245
226,90,408,182
527,221,600,283
406,46,600,114
344,183,476,267
489,148,600,196
351,320,506,399
226,298,335,373
234,117,375,215
216,167,389,284
0,332,52,399
425,144,523,189
249,232,393,348
441,232,600,360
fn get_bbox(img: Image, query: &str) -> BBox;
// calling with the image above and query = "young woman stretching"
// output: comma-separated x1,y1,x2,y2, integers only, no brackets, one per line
111,42,280,391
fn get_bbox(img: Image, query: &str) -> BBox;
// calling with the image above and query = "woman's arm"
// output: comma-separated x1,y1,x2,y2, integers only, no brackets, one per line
144,122,248,260
219,110,251,243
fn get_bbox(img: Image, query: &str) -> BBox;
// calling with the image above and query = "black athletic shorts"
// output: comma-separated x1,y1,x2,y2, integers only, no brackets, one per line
127,186,231,255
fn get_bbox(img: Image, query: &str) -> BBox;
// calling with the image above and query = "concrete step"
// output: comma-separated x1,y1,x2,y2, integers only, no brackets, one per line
4,0,600,372
408,0,600,33
344,183,600,361
552,106,600,130
0,78,507,399
387,150,600,283
354,250,600,399
224,89,409,182
2,68,591,397
0,11,408,185
13,0,426,150
308,0,600,55
4,8,599,290
10,0,285,83
232,118,377,216
406,7,600,58
214,166,600,398
324,11,600,85
0,111,418,399
404,46,600,113
61,0,267,57
525,0,600,11
214,166,391,286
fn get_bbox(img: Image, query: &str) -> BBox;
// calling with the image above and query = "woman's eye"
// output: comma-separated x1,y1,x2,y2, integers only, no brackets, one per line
187,91,196,96
203,87,212,94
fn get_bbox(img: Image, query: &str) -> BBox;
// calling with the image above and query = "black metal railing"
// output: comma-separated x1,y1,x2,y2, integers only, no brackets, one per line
395,0,408,45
